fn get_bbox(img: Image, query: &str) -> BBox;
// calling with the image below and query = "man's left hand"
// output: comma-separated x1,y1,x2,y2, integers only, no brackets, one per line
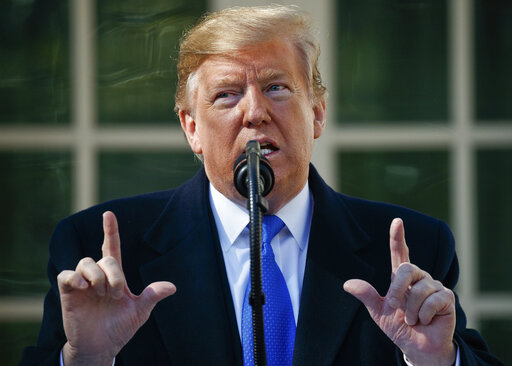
344,218,456,366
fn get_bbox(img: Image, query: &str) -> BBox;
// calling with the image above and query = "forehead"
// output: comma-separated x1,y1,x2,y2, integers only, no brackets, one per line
193,39,305,86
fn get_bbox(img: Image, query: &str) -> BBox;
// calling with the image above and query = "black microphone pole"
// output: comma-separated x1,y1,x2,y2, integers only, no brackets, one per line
233,140,274,366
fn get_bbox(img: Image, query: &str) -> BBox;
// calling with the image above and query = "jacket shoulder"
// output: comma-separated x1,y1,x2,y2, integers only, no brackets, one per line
48,189,175,268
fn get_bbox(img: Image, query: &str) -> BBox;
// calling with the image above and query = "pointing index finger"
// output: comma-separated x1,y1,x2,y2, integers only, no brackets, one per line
102,211,122,268
390,218,409,275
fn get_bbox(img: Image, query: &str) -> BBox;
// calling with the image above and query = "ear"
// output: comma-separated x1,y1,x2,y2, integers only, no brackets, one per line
312,98,326,139
179,109,202,154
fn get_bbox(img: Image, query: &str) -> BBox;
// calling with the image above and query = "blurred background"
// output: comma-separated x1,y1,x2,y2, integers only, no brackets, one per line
0,0,511,364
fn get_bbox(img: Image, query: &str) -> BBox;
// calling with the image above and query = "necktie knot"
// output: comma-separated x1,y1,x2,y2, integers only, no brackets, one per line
262,215,285,246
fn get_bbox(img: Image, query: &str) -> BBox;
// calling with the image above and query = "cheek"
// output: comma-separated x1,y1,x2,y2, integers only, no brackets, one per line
289,108,316,143
289,115,316,162
205,109,242,139
199,119,243,167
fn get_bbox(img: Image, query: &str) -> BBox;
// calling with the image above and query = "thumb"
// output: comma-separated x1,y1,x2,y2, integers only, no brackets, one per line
343,279,383,318
138,281,176,313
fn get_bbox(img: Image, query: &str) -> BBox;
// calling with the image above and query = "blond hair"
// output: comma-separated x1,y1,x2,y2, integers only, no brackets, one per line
174,4,327,113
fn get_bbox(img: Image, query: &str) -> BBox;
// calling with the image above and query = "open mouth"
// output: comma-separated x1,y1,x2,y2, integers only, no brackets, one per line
259,142,278,157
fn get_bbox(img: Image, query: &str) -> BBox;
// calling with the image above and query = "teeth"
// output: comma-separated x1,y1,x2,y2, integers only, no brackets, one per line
244,143,276,156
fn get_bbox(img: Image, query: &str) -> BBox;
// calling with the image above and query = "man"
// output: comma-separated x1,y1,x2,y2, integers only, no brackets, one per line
21,5,503,366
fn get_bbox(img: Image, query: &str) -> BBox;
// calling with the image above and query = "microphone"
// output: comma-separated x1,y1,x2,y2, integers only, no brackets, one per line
233,141,275,198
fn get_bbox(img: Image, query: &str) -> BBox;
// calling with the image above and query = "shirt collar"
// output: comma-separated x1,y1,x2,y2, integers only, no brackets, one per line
209,182,312,253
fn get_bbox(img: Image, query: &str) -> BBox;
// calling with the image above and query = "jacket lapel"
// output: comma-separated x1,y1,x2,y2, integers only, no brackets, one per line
139,169,240,365
293,166,375,366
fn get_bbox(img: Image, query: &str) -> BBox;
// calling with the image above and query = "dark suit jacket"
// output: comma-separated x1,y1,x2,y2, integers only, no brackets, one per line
20,165,503,365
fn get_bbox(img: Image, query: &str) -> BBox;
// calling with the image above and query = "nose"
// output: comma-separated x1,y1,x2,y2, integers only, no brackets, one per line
240,86,271,128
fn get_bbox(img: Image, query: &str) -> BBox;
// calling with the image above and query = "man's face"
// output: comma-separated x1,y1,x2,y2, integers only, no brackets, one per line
180,38,326,213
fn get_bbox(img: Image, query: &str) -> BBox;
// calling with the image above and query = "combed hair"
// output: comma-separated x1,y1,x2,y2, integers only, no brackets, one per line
174,4,327,113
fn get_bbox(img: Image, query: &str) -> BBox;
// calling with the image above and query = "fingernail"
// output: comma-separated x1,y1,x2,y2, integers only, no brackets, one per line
389,297,400,309
405,316,416,326
78,279,88,289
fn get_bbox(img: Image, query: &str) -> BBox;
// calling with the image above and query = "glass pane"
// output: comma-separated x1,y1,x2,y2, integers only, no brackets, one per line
335,0,448,123
0,152,72,295
0,0,70,124
475,0,512,121
97,0,207,125
337,151,450,223
480,318,512,365
99,151,201,202
477,149,512,292
0,321,41,366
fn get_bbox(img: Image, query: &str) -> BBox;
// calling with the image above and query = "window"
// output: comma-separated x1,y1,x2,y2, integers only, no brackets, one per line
0,0,205,363
331,1,512,363
1,0,511,364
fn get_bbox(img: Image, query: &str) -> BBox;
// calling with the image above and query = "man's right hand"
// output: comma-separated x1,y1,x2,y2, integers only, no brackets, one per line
57,211,176,366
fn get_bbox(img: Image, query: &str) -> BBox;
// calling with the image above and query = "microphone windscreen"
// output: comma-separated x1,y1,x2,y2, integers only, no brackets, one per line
233,147,274,198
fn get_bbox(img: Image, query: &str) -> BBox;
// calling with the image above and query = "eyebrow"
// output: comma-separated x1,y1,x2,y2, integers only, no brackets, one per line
211,69,290,89
212,74,245,88
256,69,290,84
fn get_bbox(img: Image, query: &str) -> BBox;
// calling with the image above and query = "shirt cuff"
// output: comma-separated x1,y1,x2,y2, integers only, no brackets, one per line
403,344,460,366
60,348,116,366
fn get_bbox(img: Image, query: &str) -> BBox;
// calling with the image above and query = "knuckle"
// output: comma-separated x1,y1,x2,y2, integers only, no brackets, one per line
397,262,415,276
411,279,436,297
433,279,443,287
440,288,455,302
423,293,438,308
408,283,427,299
417,287,455,324
392,263,417,287
421,295,438,311
78,257,95,267
424,289,451,310
57,270,71,283
423,271,433,281
448,289,455,301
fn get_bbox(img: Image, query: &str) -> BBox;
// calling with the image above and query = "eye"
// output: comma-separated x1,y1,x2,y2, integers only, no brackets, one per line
267,84,285,92
265,83,291,100
212,90,240,107
215,91,231,99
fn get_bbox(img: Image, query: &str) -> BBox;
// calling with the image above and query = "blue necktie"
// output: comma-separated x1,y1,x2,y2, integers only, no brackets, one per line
242,215,296,366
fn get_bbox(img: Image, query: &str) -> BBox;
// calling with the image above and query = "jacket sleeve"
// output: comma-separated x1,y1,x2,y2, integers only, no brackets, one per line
19,217,91,366
435,220,505,366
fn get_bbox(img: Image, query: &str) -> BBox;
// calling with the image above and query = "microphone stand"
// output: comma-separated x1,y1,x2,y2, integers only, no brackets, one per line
246,141,268,366
234,140,275,366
